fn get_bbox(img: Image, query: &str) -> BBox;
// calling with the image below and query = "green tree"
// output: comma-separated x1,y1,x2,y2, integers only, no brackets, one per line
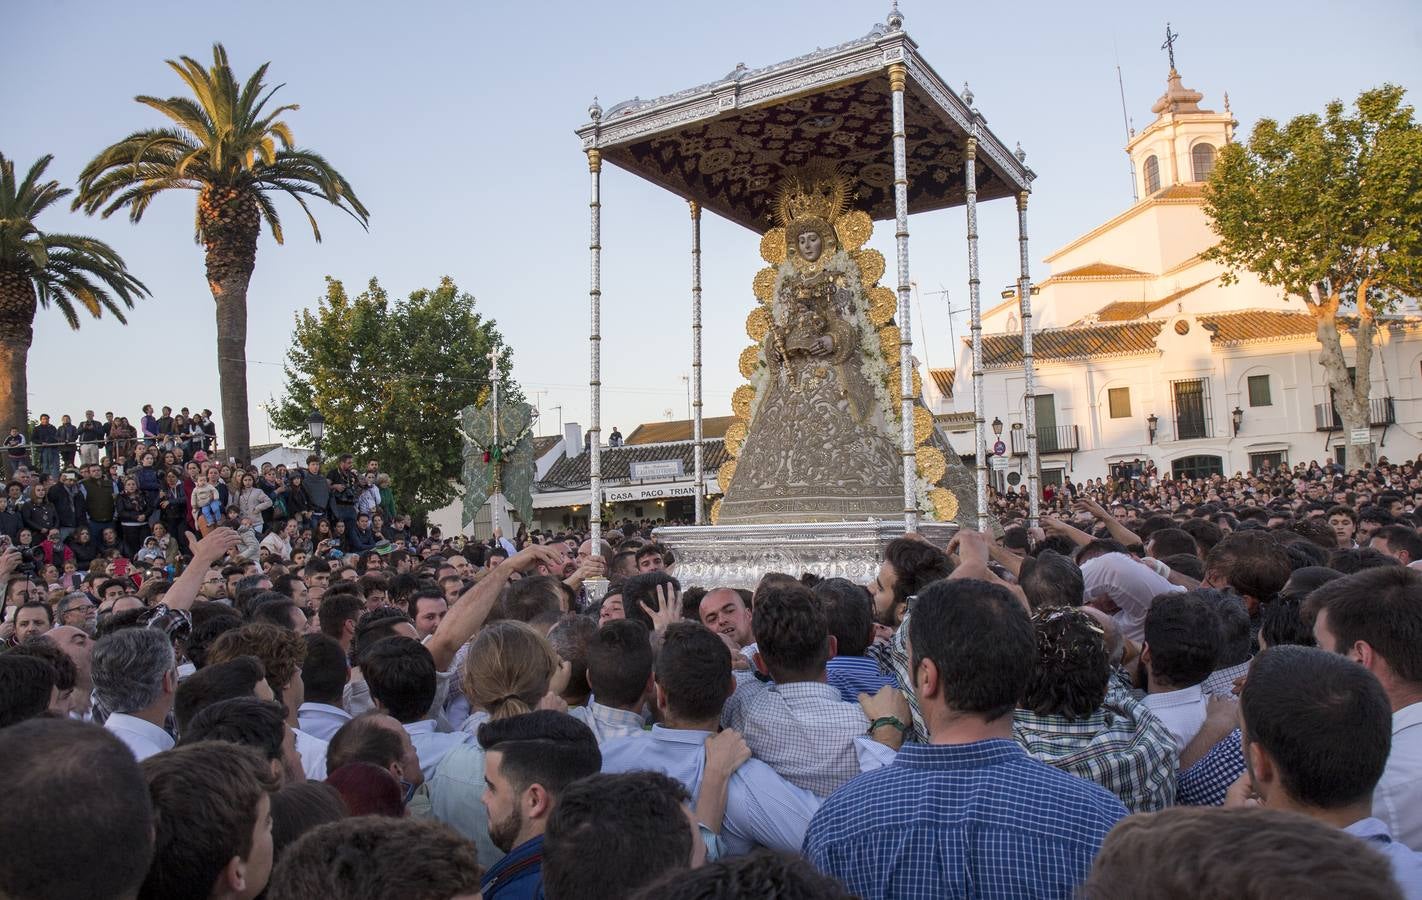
272,275,515,521
1205,85,1422,468
73,43,368,463
0,152,147,430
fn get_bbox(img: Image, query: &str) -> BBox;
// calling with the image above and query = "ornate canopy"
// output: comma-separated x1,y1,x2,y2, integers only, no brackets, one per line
575,13,1034,232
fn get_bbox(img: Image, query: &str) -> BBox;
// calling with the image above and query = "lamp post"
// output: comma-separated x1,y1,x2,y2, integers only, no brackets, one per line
1232,406,1244,436
306,410,325,458
991,416,1003,437
1146,413,1158,445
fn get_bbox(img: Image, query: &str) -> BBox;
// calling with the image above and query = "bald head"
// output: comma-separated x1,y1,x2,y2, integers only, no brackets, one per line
699,588,753,647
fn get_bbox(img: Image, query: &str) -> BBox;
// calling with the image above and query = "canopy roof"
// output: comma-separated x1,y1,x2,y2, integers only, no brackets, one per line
576,13,1033,232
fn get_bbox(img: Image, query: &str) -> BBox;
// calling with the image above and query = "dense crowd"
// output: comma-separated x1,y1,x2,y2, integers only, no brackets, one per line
1,445,1421,900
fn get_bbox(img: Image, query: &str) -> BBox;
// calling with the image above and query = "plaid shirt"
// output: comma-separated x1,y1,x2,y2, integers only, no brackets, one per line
727,681,893,798
865,613,924,742
1013,681,1178,813
139,602,192,642
1176,728,1245,806
1200,660,1251,698
804,740,1128,900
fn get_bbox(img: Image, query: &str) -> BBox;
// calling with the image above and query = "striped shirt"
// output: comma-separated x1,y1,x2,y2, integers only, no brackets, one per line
1013,681,1178,813
804,740,1128,900
826,655,898,703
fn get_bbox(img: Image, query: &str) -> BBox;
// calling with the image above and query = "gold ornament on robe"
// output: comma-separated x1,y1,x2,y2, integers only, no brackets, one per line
731,385,755,420
914,407,935,444
745,306,771,342
724,421,747,457
834,209,873,252
853,249,885,287
752,267,778,304
717,457,737,491
868,286,896,326
738,346,762,379
709,498,722,525
759,227,787,265
878,325,902,359
928,488,959,521
916,446,947,484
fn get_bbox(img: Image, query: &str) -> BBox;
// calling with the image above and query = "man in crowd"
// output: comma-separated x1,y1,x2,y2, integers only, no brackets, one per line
477,711,603,900
570,618,654,744
601,622,820,854
140,741,278,900
181,696,308,786
1013,606,1178,812
409,586,448,638
1199,589,1254,696
1313,566,1422,849
326,712,424,798
815,577,898,701
296,633,352,740
92,627,177,760
1370,524,1422,567
266,818,481,900
1235,644,1422,894
698,587,753,650
1138,591,1223,752
804,578,1127,900
361,635,470,779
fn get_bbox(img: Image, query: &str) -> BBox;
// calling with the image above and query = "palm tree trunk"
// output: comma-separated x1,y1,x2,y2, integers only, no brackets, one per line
0,270,37,433
200,187,260,464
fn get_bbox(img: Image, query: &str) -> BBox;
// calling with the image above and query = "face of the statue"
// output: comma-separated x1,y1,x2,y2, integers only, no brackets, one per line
796,229,823,263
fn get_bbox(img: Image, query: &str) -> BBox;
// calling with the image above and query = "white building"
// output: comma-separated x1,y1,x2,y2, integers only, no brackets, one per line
927,66,1422,488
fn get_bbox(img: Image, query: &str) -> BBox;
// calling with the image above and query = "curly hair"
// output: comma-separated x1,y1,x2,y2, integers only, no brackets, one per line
206,623,307,695
1021,607,1110,719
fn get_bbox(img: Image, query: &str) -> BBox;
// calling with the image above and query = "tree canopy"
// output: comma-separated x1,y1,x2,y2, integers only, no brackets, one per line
272,275,516,520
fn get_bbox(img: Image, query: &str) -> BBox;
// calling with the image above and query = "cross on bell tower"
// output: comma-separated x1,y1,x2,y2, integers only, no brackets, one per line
1161,23,1180,71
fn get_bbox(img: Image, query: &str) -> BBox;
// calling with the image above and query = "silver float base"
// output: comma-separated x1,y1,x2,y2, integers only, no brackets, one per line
654,520,958,590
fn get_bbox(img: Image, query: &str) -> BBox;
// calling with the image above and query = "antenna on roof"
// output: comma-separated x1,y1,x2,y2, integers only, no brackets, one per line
1114,42,1139,203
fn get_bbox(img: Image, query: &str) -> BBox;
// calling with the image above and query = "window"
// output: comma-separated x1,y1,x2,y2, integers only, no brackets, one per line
1143,155,1161,194
1172,455,1224,480
1035,394,1059,452
1192,143,1217,181
1171,379,1212,440
1108,387,1132,418
1247,374,1272,407
1249,451,1286,474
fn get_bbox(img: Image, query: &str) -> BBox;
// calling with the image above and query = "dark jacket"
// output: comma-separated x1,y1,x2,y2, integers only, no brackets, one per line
82,477,115,522
115,492,150,526
66,534,98,567
0,508,20,541
348,525,377,554
56,423,79,452
78,419,105,445
327,466,359,511
31,423,58,447
302,471,331,512
20,498,57,532
47,483,83,529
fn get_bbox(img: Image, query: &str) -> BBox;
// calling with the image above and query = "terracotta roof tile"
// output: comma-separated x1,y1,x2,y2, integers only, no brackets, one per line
1054,262,1150,278
1087,279,1215,323
625,416,738,445
929,368,955,397
1198,310,1316,344
1154,183,1207,200
538,438,728,490
978,322,1164,367
532,436,561,459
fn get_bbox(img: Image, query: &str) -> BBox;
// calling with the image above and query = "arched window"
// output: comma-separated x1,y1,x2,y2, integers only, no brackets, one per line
1192,143,1216,181
1143,155,1161,194
1171,454,1223,481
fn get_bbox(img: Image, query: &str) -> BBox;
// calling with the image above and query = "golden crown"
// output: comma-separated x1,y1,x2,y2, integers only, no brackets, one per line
773,163,851,227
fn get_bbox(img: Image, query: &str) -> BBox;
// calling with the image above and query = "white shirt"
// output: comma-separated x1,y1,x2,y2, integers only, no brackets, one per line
294,727,328,781
1377,701,1422,850
105,712,175,761
1141,684,1207,753
260,531,292,560
404,719,472,780
297,702,353,742
1080,553,1184,643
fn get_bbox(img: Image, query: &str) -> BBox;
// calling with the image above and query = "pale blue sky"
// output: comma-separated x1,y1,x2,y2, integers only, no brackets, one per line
5,0,1419,445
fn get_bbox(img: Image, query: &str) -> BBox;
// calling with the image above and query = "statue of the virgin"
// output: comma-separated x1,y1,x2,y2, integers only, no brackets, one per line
718,165,966,525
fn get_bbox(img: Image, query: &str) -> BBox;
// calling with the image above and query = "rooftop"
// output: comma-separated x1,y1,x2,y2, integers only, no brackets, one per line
626,416,738,445
538,438,729,491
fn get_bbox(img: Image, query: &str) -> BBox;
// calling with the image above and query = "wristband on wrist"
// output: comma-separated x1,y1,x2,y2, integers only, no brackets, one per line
867,715,908,734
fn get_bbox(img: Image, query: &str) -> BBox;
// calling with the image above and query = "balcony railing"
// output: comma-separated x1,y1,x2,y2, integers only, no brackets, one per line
1314,397,1395,431
1011,424,1080,455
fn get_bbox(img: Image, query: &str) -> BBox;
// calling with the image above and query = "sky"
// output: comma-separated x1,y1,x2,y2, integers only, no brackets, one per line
5,0,1420,447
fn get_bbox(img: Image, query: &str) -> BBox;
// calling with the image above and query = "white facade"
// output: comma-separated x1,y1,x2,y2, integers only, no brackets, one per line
926,68,1422,486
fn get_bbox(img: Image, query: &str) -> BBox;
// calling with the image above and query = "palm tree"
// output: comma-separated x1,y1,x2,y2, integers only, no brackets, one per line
74,43,368,463
0,152,147,432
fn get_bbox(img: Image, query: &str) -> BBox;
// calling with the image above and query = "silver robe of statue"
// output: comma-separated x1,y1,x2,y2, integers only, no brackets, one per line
718,227,903,524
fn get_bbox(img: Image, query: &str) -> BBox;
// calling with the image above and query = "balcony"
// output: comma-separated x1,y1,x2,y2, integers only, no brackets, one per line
1011,424,1080,455
1313,397,1395,431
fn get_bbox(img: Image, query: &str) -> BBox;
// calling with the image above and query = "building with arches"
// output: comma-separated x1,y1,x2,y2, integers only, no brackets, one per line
926,66,1422,487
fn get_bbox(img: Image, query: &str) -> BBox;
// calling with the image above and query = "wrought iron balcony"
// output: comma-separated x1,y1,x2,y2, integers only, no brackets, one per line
1313,397,1395,431
1011,424,1080,455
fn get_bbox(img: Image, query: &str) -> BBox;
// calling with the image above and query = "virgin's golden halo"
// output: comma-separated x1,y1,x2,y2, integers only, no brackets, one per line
835,210,873,251
853,248,885,286
759,228,787,265
752,267,777,304
772,162,852,227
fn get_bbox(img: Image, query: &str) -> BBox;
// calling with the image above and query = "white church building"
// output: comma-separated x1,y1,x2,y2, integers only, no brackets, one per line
927,66,1422,488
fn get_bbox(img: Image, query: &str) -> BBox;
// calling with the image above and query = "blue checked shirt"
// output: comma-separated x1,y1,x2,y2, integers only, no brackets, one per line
826,655,897,703
804,739,1128,900
1012,680,1178,813
1176,728,1245,806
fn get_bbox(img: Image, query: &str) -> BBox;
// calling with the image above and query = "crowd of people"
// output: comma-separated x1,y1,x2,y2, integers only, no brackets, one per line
1,447,1421,899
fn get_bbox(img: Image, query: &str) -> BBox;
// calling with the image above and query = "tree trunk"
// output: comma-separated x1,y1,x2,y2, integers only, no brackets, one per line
199,186,260,464
1312,287,1376,471
0,270,37,434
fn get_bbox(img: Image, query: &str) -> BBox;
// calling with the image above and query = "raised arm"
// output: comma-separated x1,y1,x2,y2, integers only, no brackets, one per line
1074,498,1143,548
166,528,241,612
426,544,565,671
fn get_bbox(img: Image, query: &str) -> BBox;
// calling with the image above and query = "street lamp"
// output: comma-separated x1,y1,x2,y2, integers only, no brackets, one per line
1232,406,1244,436
307,410,325,457
1146,413,1159,444
991,416,1004,437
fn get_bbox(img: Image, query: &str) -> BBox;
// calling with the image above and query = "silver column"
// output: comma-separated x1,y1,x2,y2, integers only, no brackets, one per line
586,142,604,554
1017,190,1039,529
889,62,918,531
690,200,705,525
965,132,987,532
